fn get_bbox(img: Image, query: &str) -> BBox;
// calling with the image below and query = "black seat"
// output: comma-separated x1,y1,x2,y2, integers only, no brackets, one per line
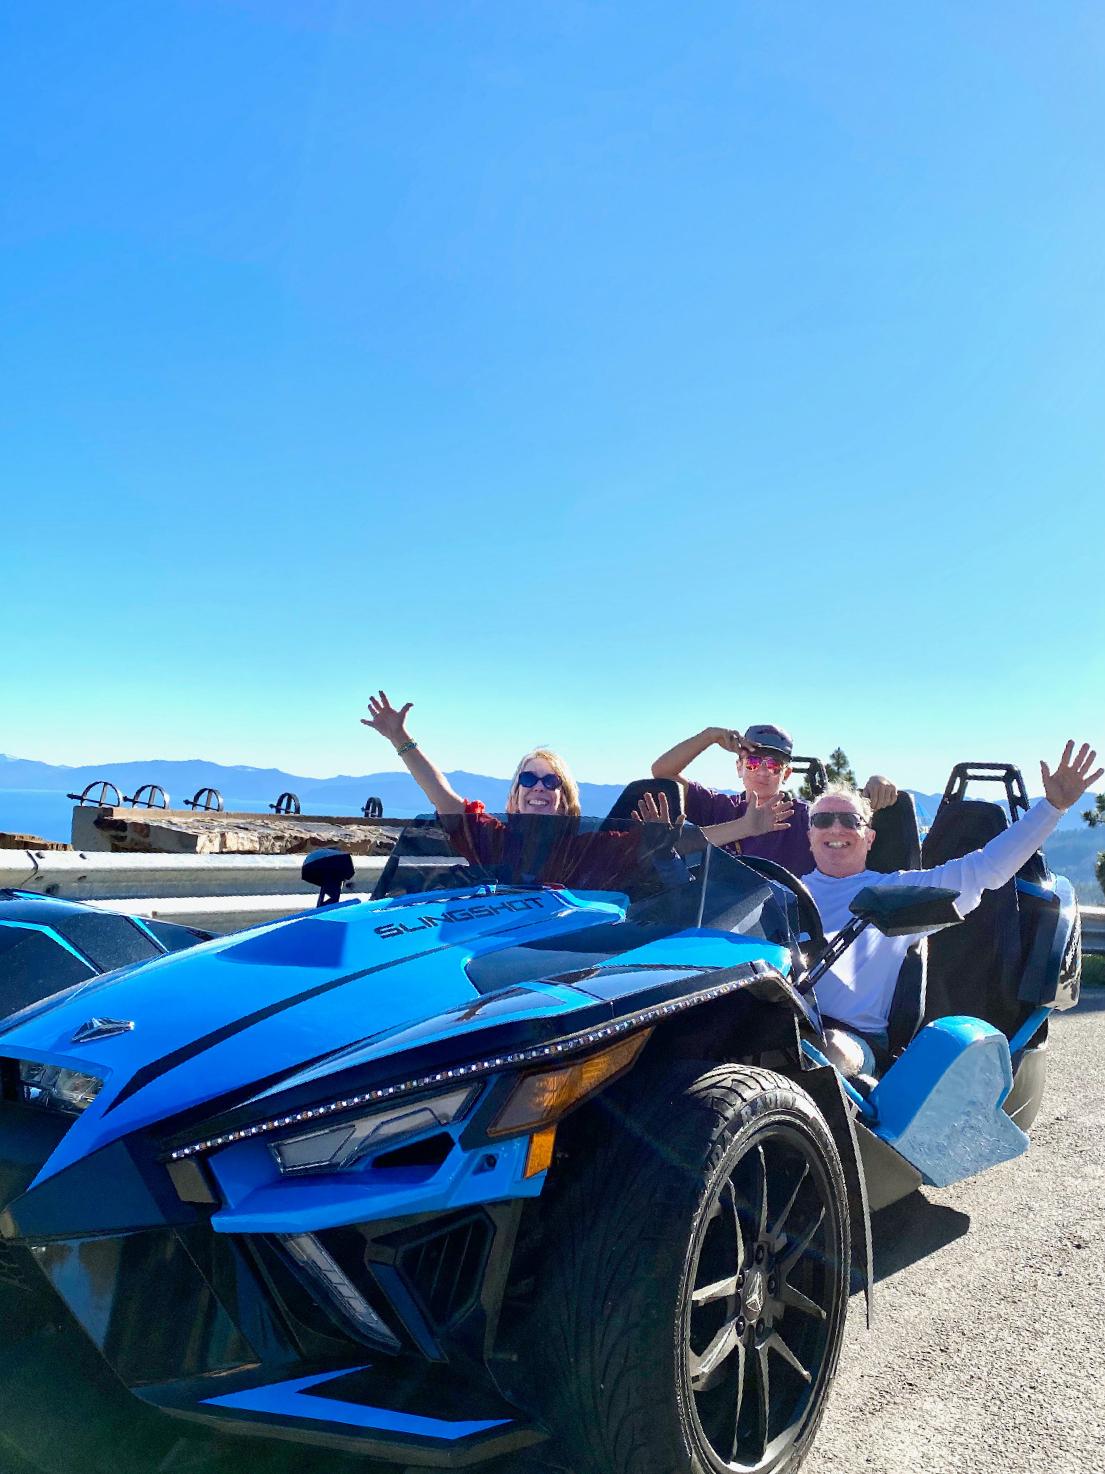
601,777,683,826
865,793,925,1056
920,798,1025,1038
867,792,921,872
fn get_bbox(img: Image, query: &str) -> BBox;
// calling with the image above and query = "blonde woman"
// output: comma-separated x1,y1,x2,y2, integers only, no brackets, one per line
361,691,673,890
361,691,581,818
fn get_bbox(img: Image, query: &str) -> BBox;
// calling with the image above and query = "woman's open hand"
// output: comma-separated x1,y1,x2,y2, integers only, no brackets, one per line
633,790,681,828
361,690,412,748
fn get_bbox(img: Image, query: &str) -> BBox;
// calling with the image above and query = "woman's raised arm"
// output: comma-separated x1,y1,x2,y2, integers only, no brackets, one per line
361,690,465,815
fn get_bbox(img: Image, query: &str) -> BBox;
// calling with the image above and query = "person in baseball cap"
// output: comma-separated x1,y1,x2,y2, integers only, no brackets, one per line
650,720,896,876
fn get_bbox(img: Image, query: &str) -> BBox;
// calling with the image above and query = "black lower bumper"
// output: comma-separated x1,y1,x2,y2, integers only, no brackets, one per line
0,1098,544,1468
140,1362,544,1468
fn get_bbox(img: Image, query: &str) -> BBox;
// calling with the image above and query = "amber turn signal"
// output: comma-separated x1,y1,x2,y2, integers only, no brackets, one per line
524,1125,558,1178
486,1029,652,1139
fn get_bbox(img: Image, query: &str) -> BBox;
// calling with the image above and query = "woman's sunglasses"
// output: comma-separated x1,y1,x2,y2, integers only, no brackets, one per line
810,811,867,831
743,754,785,773
517,770,562,791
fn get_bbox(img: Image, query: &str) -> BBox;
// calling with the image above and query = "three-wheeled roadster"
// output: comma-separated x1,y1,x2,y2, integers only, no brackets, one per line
0,763,1081,1474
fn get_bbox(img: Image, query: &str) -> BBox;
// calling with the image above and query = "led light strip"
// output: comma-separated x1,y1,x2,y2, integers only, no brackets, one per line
168,965,772,1161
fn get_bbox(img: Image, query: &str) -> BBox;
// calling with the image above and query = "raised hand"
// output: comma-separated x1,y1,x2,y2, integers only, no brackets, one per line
744,793,794,837
713,727,748,755
1040,741,1103,812
361,690,413,748
633,790,680,828
862,774,898,813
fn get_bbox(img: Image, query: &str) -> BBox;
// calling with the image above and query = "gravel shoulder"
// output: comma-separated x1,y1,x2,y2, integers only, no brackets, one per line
809,990,1105,1474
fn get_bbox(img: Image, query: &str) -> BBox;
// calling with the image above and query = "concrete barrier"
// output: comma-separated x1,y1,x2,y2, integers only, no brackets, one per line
89,894,324,933
1083,905,1105,957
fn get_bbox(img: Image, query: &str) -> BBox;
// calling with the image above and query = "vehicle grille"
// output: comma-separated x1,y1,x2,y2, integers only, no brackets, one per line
0,1239,35,1293
396,1211,492,1327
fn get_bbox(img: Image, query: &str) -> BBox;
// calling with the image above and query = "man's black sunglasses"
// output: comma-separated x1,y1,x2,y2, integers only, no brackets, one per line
810,811,867,831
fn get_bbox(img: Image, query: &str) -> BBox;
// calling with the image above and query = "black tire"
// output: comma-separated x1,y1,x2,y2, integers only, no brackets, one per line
534,1063,850,1474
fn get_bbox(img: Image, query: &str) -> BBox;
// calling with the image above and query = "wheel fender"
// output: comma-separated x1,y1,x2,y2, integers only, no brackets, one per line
797,1062,875,1326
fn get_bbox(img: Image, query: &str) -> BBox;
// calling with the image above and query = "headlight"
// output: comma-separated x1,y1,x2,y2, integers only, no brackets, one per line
18,1061,103,1114
485,1030,650,1138
271,1085,477,1175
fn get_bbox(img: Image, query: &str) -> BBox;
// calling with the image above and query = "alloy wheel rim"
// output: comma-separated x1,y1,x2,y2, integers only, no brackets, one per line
682,1120,843,1474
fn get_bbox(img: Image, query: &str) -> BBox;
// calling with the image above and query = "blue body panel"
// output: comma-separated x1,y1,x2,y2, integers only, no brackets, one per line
0,886,789,1191
208,1130,542,1234
867,1017,1029,1186
202,1369,511,1439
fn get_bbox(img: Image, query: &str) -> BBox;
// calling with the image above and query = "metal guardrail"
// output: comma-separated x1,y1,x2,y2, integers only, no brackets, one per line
5,846,1103,948
1082,906,1105,957
0,850,388,934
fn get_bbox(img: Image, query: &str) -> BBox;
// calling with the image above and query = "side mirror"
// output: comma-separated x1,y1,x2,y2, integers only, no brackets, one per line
849,885,962,937
301,847,355,907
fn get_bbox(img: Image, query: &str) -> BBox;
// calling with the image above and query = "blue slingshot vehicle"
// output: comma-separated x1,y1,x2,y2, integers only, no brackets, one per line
0,764,1082,1474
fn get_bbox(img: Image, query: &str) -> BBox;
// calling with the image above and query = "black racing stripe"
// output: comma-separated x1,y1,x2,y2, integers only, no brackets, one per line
246,962,709,1093
154,965,720,1150
106,897,588,1116
104,942,453,1115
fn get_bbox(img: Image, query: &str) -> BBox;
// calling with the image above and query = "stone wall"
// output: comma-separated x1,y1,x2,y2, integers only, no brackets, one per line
69,806,401,856
0,832,70,851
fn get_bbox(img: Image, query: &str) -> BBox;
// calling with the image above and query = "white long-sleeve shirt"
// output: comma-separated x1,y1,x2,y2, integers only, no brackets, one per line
803,798,1061,1035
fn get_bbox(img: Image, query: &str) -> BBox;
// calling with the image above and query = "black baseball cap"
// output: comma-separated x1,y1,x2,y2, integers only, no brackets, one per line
742,723,793,760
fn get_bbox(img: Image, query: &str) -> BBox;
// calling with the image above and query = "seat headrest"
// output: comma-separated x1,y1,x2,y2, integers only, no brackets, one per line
867,792,922,873
922,798,1006,868
602,778,684,825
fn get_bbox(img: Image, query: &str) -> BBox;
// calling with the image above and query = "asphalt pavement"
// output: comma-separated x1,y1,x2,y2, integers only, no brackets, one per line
1,993,1102,1474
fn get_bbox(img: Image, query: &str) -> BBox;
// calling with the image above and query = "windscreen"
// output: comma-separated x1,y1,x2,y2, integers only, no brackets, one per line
372,812,794,950
373,811,685,901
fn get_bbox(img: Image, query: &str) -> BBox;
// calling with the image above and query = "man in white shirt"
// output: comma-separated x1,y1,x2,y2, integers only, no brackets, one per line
803,741,1102,1076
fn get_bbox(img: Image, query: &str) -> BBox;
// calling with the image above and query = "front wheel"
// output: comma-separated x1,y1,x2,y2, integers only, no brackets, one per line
534,1064,851,1474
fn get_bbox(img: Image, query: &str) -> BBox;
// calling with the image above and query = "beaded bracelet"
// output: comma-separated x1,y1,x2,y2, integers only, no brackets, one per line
395,740,418,757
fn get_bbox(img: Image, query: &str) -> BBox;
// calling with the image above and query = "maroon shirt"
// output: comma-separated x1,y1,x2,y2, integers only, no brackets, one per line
450,805,675,894
684,782,813,877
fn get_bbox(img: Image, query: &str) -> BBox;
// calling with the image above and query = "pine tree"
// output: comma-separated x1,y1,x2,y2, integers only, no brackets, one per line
799,747,857,800
1085,795,1105,898
826,748,857,787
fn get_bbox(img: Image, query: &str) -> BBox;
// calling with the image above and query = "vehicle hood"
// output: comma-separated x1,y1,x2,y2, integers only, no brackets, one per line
0,890,618,1175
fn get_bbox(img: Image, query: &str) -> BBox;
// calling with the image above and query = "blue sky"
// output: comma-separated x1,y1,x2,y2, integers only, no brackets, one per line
2,0,1102,796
